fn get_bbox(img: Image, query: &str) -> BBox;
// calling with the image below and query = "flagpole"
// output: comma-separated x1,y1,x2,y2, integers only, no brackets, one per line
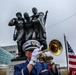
64,34,69,74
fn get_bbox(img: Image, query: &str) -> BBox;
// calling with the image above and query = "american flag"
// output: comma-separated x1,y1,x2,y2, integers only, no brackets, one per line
67,41,76,74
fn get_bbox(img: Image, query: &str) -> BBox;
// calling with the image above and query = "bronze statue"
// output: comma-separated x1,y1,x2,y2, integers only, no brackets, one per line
8,12,25,57
8,7,48,57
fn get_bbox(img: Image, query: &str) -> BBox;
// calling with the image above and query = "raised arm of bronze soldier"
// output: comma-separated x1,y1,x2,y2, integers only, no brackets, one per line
8,18,17,26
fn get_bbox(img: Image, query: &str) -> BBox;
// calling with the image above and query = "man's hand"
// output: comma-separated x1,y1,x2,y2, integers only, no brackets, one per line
29,45,43,66
27,46,43,73
41,69,48,73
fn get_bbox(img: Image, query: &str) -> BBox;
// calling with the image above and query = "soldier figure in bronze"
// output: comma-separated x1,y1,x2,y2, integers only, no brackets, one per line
23,12,36,41
8,12,25,57
31,7,48,50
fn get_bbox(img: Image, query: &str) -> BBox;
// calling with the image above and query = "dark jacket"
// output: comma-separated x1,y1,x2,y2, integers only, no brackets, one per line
14,60,61,75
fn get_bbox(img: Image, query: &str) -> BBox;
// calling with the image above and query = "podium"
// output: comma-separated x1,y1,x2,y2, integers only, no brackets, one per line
7,57,27,75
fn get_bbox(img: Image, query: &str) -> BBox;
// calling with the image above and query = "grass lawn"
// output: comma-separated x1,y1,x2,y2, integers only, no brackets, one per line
0,70,6,75
60,70,68,75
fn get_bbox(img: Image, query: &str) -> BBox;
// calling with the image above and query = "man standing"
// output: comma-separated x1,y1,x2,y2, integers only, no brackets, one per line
14,40,61,75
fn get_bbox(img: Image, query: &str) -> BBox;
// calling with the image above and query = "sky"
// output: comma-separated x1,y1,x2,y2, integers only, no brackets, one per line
0,0,76,67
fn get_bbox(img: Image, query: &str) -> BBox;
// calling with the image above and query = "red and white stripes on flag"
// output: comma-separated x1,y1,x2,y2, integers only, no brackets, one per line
67,41,76,71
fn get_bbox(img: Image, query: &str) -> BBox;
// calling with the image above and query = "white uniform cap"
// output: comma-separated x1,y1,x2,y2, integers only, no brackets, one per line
22,40,41,51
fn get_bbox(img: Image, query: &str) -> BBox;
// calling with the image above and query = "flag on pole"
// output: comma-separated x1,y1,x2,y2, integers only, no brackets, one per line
67,41,76,75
